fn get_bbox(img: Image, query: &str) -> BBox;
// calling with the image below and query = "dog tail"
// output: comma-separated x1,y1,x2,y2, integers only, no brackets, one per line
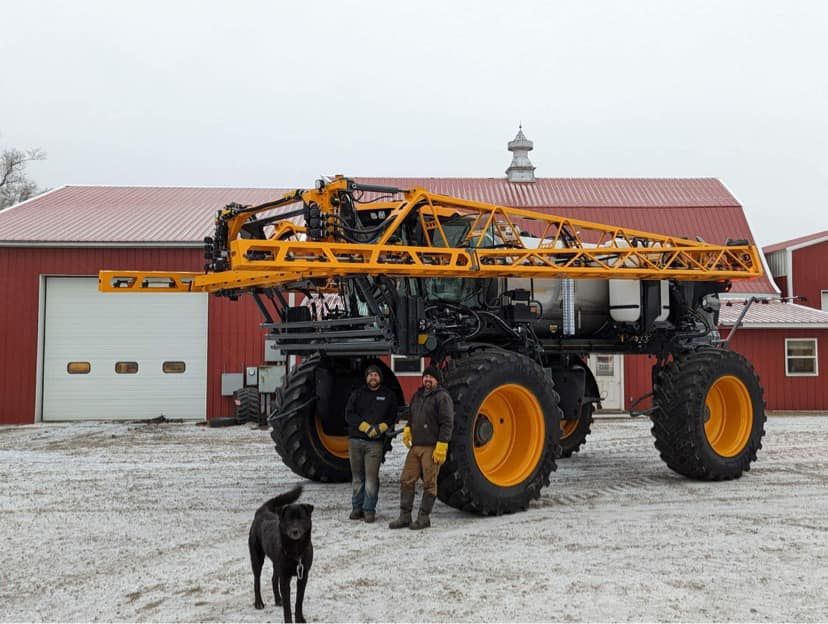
256,485,303,515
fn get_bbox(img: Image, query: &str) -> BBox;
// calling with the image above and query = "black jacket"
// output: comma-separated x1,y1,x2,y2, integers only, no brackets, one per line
344,385,398,440
408,385,454,446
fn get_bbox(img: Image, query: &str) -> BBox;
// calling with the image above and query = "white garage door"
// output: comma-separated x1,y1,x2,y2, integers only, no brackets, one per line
42,277,208,421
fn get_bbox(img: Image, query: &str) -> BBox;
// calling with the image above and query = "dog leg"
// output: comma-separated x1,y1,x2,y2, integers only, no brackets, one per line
250,542,265,609
279,576,293,623
272,570,282,606
295,572,308,623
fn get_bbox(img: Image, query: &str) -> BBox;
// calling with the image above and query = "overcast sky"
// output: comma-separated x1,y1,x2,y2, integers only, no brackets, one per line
2,0,826,246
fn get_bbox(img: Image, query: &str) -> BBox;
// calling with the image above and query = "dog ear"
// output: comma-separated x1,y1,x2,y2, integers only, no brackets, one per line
303,504,314,515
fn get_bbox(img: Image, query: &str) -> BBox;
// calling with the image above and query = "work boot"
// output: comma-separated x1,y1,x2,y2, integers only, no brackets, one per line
349,509,364,520
363,511,376,524
388,489,415,529
409,492,436,530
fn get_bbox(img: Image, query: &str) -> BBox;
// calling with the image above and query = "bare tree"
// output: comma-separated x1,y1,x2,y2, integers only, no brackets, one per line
0,135,46,209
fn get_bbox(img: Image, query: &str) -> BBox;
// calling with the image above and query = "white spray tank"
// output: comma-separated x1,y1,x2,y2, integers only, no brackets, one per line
607,238,670,323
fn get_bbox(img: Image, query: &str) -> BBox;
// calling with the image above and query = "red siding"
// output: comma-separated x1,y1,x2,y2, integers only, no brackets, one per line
624,329,828,412
624,354,658,412
727,328,828,411
791,241,828,309
0,247,265,424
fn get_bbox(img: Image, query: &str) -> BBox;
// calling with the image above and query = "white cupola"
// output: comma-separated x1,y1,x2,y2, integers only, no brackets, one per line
505,125,536,183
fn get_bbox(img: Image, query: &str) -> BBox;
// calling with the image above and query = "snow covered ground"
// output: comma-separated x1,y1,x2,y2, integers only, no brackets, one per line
1,415,826,622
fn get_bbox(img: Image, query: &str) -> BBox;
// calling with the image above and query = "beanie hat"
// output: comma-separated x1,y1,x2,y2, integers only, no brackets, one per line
422,364,443,385
365,364,383,382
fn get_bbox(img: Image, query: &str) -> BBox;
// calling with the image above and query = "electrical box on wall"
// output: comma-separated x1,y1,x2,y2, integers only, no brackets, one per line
220,373,244,396
258,365,285,394
245,366,258,387
264,337,285,364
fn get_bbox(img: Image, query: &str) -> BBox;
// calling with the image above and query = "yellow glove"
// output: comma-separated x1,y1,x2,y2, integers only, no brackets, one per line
367,426,380,439
358,421,371,434
377,423,389,434
432,441,448,465
402,426,412,448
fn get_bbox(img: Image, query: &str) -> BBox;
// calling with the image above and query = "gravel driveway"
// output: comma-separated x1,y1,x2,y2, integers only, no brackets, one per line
1,415,826,622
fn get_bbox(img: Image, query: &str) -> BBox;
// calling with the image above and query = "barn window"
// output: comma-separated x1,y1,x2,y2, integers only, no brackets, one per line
163,361,186,374
115,361,139,374
392,355,423,375
785,339,818,376
595,355,615,376
67,362,91,374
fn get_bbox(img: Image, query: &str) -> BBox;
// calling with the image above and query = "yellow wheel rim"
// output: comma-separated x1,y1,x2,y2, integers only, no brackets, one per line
473,384,545,487
314,414,349,459
704,375,753,457
561,416,580,440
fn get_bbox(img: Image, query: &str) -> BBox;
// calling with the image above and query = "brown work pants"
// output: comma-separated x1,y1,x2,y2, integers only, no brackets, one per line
400,445,440,497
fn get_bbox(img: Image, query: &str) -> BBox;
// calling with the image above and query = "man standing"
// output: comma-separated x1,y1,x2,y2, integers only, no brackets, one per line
389,364,454,530
344,364,398,523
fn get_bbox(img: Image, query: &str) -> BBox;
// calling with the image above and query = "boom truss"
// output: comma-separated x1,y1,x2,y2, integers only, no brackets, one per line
99,176,763,293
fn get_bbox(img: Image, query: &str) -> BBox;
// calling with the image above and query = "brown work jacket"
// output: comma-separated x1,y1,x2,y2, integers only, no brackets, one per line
408,385,454,446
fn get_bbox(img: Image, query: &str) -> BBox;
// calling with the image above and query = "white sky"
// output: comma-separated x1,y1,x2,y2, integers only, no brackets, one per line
2,0,826,246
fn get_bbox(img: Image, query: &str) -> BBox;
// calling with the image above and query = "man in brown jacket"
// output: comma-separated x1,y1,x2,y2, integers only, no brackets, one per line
388,364,454,530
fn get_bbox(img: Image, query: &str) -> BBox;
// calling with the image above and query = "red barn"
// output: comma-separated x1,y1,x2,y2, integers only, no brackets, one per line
2,178,825,425
764,231,828,311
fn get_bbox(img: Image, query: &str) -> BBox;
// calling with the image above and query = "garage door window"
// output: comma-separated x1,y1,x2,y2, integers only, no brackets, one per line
115,361,139,374
67,362,91,374
785,339,818,376
163,361,186,374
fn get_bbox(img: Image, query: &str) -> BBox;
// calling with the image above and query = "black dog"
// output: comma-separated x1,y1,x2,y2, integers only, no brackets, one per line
249,486,314,623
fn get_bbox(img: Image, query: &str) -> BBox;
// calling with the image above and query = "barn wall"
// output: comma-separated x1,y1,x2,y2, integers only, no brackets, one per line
792,241,828,309
727,328,828,411
0,247,265,424
623,329,828,412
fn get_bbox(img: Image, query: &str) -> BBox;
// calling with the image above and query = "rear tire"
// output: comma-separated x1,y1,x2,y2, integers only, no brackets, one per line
234,387,261,424
559,403,594,458
651,348,766,480
438,351,562,514
270,355,351,483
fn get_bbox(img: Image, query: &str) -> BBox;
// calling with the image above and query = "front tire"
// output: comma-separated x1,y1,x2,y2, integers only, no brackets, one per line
270,355,351,482
651,348,766,480
438,351,562,514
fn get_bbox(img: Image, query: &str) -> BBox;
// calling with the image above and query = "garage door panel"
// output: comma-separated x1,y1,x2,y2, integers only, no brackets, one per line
42,277,208,421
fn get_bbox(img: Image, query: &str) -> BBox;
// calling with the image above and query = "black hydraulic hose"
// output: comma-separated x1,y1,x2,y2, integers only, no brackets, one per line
478,310,522,340
230,191,305,215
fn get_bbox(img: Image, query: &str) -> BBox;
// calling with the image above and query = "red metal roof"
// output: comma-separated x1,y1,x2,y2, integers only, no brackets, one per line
0,178,775,293
763,230,828,254
719,300,828,327
356,177,741,208
0,186,289,244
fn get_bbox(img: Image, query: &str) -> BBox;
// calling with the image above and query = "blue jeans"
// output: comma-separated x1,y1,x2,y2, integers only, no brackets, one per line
349,438,383,513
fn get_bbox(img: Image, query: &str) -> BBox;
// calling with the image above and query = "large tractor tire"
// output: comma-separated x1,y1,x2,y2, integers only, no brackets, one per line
651,348,766,480
438,351,562,514
559,403,594,458
269,355,351,483
234,387,261,424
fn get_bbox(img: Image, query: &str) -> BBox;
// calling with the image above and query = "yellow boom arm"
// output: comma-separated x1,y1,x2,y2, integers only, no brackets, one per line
99,176,763,293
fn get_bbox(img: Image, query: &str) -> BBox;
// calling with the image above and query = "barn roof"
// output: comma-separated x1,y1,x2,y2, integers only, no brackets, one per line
719,300,828,328
0,177,776,294
763,230,828,254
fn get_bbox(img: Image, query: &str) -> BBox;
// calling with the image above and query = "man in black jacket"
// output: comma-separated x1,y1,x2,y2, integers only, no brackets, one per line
344,364,398,523
389,364,454,530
